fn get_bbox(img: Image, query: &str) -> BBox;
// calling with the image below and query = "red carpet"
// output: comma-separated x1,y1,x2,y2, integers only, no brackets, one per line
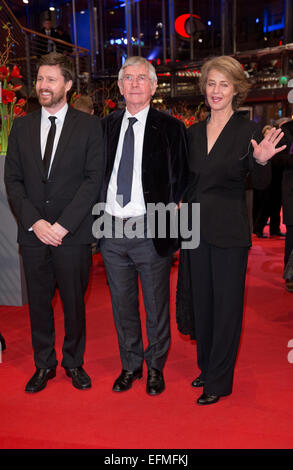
0,230,293,450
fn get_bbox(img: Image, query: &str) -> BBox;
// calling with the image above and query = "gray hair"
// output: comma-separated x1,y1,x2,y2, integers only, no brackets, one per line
118,56,157,83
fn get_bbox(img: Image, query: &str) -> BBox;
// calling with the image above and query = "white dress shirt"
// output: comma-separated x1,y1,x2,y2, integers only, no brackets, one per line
41,102,68,177
28,103,68,231
105,105,149,218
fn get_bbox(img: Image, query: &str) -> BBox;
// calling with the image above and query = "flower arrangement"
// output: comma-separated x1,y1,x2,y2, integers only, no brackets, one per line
69,91,81,107
0,19,26,155
171,102,199,128
104,98,116,114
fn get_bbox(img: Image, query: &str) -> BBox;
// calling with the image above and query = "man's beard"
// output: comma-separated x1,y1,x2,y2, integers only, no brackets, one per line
37,88,66,108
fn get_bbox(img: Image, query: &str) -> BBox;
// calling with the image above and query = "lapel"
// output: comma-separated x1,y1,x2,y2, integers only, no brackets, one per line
106,110,124,178
142,107,160,170
105,106,160,181
30,109,45,178
205,112,238,159
49,106,77,177
193,120,206,159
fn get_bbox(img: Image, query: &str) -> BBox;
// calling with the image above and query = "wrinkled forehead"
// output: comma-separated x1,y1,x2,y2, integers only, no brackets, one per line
122,63,151,78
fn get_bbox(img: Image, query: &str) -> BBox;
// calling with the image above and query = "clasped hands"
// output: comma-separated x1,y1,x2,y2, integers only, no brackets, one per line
32,220,69,246
251,127,286,164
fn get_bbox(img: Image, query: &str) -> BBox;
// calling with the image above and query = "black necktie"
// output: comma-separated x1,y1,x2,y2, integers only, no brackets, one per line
43,116,56,177
116,117,137,207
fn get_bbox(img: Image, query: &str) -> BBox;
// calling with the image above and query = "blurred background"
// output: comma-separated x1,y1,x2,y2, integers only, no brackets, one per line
1,0,292,126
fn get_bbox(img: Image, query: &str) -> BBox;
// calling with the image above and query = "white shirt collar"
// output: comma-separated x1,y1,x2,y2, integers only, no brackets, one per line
42,102,68,124
125,104,150,126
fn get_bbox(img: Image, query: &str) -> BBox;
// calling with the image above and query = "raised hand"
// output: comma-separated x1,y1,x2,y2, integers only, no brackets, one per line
251,127,287,164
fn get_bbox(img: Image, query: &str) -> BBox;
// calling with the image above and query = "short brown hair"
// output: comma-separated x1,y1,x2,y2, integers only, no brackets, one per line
73,95,94,114
38,52,75,84
199,55,250,109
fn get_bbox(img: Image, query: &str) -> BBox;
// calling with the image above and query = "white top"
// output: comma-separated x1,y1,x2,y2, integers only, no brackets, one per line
105,105,149,218
40,102,68,177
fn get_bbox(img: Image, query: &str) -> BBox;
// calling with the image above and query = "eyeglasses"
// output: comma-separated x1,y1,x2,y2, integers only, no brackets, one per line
122,74,150,84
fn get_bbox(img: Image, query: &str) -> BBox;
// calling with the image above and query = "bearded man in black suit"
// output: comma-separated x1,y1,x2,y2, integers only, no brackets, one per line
98,56,189,395
5,52,104,392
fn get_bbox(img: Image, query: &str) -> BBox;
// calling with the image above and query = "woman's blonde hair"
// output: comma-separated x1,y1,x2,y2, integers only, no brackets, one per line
199,55,251,110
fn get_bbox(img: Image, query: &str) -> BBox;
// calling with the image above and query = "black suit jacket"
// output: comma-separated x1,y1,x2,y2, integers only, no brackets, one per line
187,112,271,248
38,28,59,54
5,106,104,246
279,120,293,225
100,107,189,256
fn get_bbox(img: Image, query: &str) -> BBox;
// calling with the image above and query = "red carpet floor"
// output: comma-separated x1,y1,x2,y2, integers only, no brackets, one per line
0,230,293,450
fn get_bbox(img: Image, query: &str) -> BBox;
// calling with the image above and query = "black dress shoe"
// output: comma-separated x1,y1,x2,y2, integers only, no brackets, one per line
25,368,56,393
0,333,6,351
112,368,143,392
65,367,91,390
146,367,165,395
197,392,220,405
191,376,205,388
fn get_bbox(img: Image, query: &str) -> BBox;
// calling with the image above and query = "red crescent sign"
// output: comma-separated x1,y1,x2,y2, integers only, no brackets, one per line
175,13,201,39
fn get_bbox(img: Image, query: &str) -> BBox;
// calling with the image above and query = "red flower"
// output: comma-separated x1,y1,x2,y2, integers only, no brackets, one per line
9,65,22,79
13,106,23,116
105,99,116,109
11,84,22,91
16,98,26,107
0,65,9,80
13,106,26,117
2,89,16,104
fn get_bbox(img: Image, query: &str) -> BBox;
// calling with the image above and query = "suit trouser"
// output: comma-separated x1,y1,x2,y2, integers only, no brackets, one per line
189,239,248,396
21,244,92,369
254,167,283,235
285,225,293,269
100,219,172,372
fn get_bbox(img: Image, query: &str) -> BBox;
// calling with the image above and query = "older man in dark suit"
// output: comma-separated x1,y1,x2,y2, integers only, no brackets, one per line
5,52,104,392
99,56,188,395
